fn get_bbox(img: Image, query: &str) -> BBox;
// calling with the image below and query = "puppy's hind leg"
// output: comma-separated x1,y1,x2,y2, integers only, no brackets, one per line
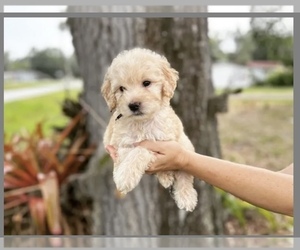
171,134,197,211
173,171,198,212
156,171,175,188
114,146,155,194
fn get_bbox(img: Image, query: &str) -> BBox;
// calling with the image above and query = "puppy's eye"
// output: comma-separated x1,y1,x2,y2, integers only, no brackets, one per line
142,81,151,87
119,86,125,92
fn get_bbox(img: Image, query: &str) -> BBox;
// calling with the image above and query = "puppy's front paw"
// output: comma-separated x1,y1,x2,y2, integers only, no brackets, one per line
156,171,175,188
113,166,143,194
173,186,198,212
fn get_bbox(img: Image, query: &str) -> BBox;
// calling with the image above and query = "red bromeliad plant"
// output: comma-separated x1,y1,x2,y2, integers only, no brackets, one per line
4,110,96,235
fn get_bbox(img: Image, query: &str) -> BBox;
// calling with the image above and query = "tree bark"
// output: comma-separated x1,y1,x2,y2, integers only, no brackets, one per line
67,7,161,236
67,6,224,237
144,6,224,235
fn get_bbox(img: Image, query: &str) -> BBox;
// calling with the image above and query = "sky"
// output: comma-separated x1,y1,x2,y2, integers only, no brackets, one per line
4,5,294,60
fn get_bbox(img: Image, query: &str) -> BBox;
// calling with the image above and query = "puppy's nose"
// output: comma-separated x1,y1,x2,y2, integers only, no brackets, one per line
128,102,141,112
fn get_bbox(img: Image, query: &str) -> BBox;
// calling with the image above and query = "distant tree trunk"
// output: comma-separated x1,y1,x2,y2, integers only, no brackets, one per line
67,6,224,238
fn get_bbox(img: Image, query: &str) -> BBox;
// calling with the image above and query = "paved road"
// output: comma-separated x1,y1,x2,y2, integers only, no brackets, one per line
4,80,83,103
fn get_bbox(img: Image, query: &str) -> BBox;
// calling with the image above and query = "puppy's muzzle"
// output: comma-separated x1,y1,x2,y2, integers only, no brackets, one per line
128,102,141,113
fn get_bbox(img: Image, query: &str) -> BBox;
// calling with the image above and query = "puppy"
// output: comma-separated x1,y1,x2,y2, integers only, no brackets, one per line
101,48,198,212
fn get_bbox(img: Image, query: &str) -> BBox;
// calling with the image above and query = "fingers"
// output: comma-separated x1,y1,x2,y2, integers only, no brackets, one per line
105,142,168,169
105,145,117,162
145,166,159,174
134,140,164,153
105,145,115,153
145,154,167,174
145,161,156,174
145,170,156,175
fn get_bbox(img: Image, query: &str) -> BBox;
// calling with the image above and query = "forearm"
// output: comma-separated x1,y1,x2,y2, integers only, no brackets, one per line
182,151,294,216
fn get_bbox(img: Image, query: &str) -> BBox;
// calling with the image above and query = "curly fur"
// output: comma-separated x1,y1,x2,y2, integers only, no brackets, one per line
101,48,198,212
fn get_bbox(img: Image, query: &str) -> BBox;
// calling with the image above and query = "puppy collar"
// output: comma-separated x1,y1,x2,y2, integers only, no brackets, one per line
115,114,123,121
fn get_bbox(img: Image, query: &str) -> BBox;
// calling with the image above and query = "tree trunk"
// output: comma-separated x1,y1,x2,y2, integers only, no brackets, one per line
67,6,224,238
144,7,224,235
67,6,161,236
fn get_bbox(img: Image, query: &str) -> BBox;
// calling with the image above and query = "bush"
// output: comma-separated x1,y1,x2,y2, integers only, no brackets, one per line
255,68,293,87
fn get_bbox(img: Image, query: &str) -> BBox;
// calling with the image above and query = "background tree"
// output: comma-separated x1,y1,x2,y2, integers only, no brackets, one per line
227,13,293,67
67,7,160,236
6,56,31,71
4,52,10,71
250,18,293,66
143,9,225,234
6,48,81,79
29,48,66,78
67,6,226,239
209,37,228,62
227,29,254,65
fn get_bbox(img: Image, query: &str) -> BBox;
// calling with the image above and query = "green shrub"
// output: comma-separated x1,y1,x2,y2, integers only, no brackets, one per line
255,68,293,87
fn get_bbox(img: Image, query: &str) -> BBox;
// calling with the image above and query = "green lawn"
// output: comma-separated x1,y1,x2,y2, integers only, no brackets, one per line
216,86,293,95
4,90,81,140
243,86,293,94
4,80,61,90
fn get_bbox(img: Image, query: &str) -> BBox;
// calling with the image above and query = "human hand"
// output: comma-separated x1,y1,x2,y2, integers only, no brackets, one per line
105,145,117,162
105,141,189,174
134,140,188,174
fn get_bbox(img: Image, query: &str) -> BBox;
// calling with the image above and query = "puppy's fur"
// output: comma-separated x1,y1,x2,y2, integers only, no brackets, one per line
101,48,197,211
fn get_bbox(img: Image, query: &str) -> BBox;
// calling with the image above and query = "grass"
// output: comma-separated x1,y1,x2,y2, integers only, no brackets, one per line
4,90,81,140
218,98,293,171
4,80,60,90
216,86,293,95
243,86,293,94
217,94,293,235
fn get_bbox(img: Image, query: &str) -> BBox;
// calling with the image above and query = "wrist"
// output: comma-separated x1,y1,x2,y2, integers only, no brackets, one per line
177,148,191,171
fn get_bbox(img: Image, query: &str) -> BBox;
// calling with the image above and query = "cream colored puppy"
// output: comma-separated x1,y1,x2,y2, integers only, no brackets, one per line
101,48,198,211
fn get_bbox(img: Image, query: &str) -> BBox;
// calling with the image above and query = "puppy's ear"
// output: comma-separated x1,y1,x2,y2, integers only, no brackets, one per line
101,72,117,112
161,59,179,99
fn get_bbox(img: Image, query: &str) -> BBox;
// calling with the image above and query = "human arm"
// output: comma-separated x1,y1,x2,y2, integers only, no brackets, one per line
279,163,293,175
133,140,294,217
